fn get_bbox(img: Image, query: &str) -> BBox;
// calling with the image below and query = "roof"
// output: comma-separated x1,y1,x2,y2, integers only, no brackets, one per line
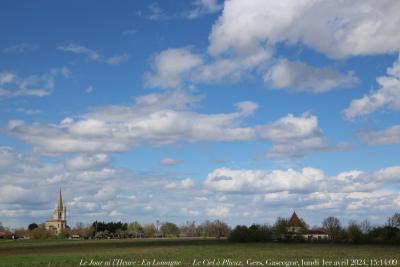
308,229,328,235
288,211,303,227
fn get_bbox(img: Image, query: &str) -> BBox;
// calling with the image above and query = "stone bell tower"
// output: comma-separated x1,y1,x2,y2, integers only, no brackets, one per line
45,188,67,234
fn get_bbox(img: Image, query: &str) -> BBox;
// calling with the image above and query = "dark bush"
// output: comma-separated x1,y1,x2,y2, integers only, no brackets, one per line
229,224,272,242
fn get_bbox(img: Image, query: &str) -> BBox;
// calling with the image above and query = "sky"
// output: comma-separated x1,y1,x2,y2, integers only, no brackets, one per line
0,0,400,229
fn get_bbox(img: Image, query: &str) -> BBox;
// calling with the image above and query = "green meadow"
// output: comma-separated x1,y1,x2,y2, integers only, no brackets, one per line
0,238,399,267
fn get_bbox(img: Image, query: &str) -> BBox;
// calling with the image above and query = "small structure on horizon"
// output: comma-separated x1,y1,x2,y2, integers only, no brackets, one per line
286,211,329,241
45,189,67,234
287,211,304,234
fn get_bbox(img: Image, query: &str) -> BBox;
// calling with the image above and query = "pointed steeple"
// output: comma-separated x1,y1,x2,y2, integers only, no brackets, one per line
57,188,63,211
288,211,302,226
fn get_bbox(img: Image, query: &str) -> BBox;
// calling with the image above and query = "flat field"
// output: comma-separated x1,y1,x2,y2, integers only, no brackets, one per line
0,238,399,267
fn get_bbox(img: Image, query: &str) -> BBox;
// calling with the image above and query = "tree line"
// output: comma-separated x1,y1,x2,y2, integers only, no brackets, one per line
1,213,399,244
229,213,400,244
0,220,230,240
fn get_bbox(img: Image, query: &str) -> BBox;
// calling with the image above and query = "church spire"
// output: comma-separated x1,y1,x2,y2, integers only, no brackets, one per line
57,188,63,211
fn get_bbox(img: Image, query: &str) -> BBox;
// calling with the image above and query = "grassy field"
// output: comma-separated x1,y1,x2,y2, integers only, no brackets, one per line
0,238,399,267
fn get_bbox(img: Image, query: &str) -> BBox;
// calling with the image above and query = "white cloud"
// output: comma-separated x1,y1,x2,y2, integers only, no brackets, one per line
6,90,335,158
357,125,400,145
209,0,400,59
105,53,129,65
206,206,230,217
1,145,400,228
184,0,223,19
58,43,129,65
193,48,272,84
145,48,203,89
205,167,325,193
0,72,16,84
137,3,169,21
0,146,19,167
344,54,400,119
3,43,39,53
0,67,69,100
165,178,195,189
145,1,399,90
58,43,101,60
375,166,400,182
160,157,180,166
6,91,258,153
64,154,110,171
256,113,330,158
265,59,358,93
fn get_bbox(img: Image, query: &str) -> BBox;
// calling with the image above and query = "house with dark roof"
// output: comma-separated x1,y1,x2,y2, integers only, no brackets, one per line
286,211,329,241
305,229,329,241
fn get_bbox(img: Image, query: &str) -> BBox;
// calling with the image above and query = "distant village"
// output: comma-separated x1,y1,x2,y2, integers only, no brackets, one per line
1,190,399,244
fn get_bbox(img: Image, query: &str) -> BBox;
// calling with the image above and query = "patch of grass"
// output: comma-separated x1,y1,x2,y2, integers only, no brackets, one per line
0,239,399,267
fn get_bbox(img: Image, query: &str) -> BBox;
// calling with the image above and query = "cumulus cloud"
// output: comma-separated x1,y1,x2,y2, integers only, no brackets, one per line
6,90,336,158
344,54,400,119
256,113,330,158
145,48,203,89
0,67,70,100
58,43,129,65
204,166,400,216
1,145,400,228
204,167,325,193
374,166,400,182
357,125,400,145
208,0,400,59
64,154,110,171
265,59,358,92
6,91,257,153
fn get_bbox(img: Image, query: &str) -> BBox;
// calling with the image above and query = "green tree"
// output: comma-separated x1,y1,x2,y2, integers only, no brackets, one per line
160,222,179,237
29,227,54,239
347,221,364,244
179,221,199,237
28,223,39,231
272,217,289,240
59,228,70,238
128,221,143,232
199,220,230,238
143,224,156,237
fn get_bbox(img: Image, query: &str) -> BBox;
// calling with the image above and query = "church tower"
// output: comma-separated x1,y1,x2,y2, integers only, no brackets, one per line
45,189,67,234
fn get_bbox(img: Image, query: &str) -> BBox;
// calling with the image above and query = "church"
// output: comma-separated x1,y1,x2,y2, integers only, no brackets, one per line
287,211,329,241
45,189,67,234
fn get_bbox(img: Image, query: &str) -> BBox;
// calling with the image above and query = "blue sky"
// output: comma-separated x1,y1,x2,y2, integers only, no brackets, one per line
1,0,400,229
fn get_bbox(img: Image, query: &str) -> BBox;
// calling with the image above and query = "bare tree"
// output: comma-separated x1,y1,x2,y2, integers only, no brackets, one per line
387,213,400,228
360,219,371,234
322,216,341,240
